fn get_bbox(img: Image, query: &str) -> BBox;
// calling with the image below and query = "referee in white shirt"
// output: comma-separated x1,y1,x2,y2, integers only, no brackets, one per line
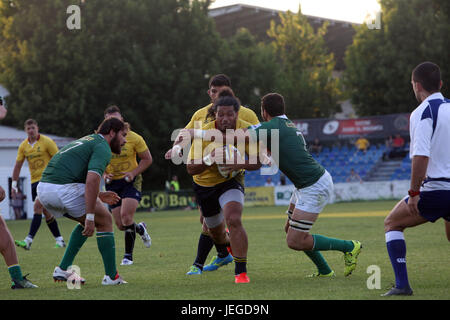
383,61,450,296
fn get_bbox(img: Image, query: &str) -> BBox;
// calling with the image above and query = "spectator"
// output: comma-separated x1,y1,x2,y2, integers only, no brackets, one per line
309,138,322,155
346,168,363,183
385,135,393,149
392,134,405,151
383,135,394,160
388,134,406,159
11,186,26,220
170,175,180,192
264,177,275,187
354,135,370,155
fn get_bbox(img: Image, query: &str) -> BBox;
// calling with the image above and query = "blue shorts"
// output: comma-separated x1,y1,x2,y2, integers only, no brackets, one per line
405,190,450,222
105,176,142,209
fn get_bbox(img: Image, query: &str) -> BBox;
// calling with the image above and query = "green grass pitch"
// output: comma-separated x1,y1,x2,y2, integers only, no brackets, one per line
1,200,449,300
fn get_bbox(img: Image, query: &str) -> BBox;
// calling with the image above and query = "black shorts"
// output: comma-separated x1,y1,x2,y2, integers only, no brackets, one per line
105,175,142,209
31,182,39,201
193,178,244,218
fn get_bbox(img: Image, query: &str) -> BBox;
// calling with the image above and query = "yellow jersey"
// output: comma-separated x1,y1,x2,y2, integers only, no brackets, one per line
188,119,255,187
185,103,259,129
355,138,370,150
105,130,148,180
16,134,58,183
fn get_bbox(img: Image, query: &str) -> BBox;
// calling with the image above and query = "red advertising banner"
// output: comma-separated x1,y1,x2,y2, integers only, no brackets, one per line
292,113,410,142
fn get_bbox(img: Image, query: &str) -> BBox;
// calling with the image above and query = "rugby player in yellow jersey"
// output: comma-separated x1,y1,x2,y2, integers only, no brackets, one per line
13,119,66,250
103,106,153,266
187,89,261,283
165,75,260,275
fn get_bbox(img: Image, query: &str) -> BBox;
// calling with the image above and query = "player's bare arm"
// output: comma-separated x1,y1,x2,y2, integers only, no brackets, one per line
408,155,429,216
122,149,152,181
11,160,24,194
214,146,262,173
83,171,101,237
186,159,208,176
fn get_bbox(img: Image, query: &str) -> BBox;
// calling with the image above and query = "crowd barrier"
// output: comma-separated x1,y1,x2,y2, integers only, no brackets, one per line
137,180,409,212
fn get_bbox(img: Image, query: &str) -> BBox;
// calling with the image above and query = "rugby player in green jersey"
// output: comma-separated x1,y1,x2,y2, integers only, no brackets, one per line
220,93,362,278
37,117,128,285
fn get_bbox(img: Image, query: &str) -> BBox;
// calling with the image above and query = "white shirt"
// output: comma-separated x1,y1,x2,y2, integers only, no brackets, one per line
409,92,450,191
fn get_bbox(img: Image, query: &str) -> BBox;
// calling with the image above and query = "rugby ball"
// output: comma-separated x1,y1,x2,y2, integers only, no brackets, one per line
217,145,244,178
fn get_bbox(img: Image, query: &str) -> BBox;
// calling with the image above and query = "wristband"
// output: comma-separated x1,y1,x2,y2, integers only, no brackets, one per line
194,130,205,139
85,213,95,221
203,154,213,166
172,144,182,154
11,180,17,190
408,189,420,197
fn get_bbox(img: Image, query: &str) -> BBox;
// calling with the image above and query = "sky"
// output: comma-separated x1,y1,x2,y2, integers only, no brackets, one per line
210,0,381,24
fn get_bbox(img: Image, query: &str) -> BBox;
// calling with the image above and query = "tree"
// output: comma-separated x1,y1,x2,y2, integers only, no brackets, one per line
344,0,450,116
267,7,341,119
0,0,223,190
212,28,279,112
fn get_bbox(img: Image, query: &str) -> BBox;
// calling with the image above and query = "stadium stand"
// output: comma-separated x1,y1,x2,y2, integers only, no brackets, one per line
244,142,411,187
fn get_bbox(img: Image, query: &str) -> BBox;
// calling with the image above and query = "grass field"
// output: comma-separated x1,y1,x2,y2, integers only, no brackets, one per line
1,200,449,301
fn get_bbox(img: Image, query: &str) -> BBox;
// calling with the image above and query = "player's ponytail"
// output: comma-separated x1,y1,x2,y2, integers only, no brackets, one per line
210,87,241,118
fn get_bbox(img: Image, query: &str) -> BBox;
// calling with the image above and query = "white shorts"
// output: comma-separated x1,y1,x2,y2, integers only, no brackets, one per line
37,182,86,218
291,170,333,214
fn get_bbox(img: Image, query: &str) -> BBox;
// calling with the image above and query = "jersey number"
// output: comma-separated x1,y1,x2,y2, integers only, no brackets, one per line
296,131,307,152
60,141,83,154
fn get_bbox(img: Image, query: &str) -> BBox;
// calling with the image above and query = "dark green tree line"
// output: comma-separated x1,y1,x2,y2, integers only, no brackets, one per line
0,0,342,189
344,0,450,116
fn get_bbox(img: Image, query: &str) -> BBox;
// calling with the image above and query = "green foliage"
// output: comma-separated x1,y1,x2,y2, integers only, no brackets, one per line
267,7,341,118
0,0,222,189
0,1,341,189
344,0,450,116
212,28,279,112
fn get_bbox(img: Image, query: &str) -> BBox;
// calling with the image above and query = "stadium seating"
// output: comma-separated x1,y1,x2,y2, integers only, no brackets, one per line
244,143,411,187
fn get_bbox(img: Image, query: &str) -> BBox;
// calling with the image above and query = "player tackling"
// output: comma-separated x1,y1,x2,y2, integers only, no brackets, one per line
37,117,128,285
219,93,362,278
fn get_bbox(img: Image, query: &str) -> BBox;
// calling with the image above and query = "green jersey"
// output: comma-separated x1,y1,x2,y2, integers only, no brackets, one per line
249,115,325,189
41,134,112,185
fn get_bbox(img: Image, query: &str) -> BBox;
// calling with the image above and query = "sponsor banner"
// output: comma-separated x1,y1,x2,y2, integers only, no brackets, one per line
274,185,295,206
137,190,197,211
292,113,410,142
331,180,409,202
244,186,274,207
274,180,409,205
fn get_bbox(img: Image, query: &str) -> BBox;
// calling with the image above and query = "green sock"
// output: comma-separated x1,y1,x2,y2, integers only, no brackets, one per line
60,224,88,270
304,250,333,275
8,265,23,281
96,232,117,279
312,234,354,253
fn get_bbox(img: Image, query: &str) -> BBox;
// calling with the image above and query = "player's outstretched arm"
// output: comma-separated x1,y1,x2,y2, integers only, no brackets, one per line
83,172,101,237
11,160,24,194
